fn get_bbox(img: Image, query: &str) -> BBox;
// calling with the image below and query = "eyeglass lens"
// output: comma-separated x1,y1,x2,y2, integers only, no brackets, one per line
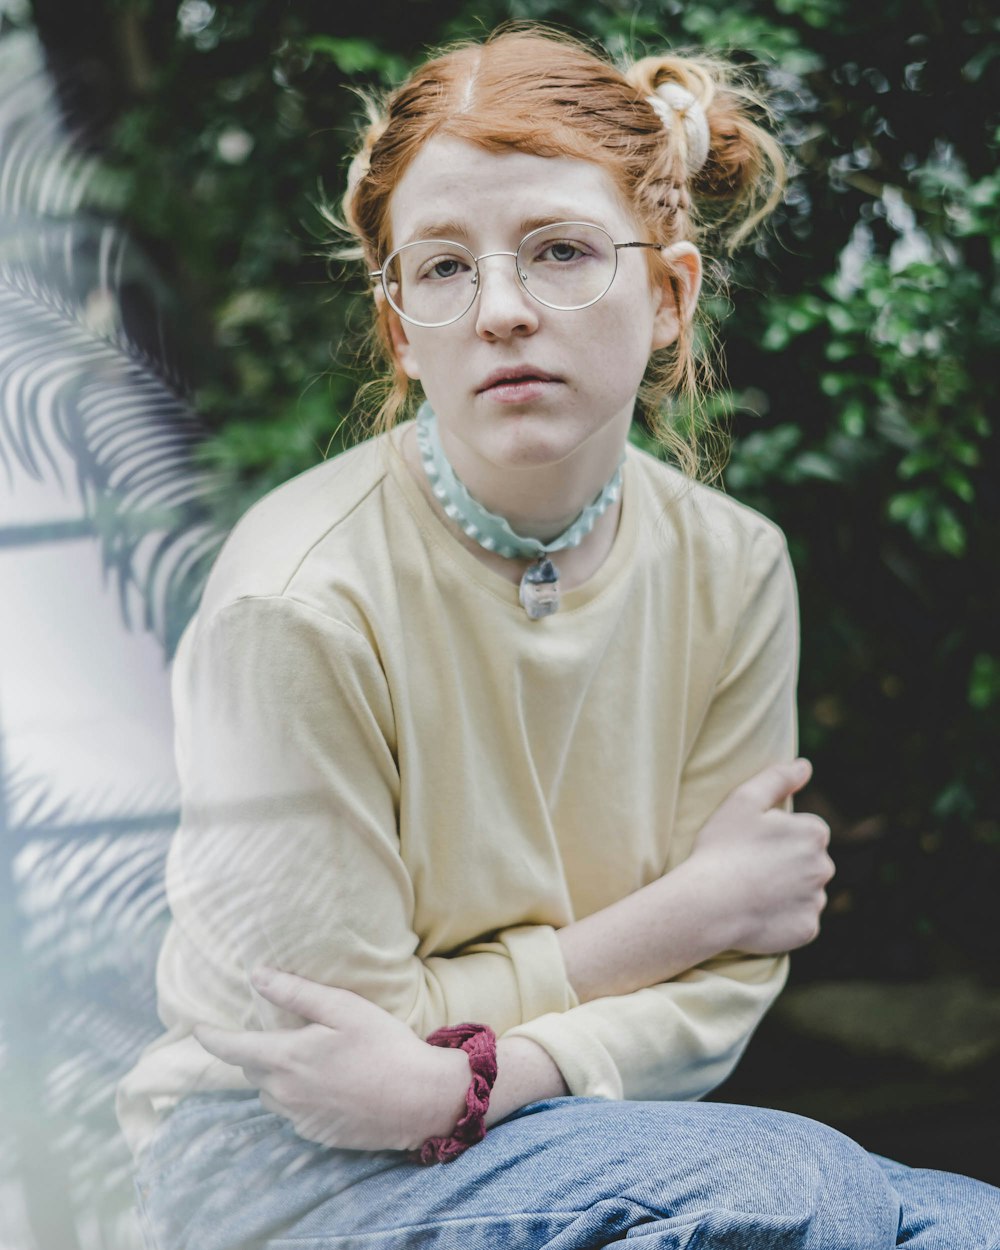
382,223,618,326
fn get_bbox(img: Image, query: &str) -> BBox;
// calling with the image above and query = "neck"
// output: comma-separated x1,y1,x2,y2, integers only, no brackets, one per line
400,419,626,592
434,412,632,544
414,402,625,561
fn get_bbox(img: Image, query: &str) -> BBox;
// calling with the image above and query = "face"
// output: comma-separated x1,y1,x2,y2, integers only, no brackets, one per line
385,136,694,484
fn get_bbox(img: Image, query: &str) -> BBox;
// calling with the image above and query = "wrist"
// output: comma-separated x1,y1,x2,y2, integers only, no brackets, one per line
485,1036,567,1126
415,1023,498,1165
404,1043,471,1150
660,853,743,954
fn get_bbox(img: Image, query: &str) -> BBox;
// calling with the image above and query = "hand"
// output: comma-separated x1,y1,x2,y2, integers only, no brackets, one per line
193,968,471,1152
687,758,835,954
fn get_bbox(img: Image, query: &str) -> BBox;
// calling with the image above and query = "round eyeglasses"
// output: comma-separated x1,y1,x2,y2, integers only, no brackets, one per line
369,221,664,328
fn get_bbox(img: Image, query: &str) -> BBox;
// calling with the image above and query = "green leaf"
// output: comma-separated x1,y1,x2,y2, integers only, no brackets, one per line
820,372,849,397
935,506,966,556
968,655,1000,710
897,450,935,480
304,35,406,80
839,401,867,437
887,492,923,522
942,469,975,504
792,451,842,482
826,303,856,335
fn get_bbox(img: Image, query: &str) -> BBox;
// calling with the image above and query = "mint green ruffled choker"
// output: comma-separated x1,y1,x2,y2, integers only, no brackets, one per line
415,401,624,620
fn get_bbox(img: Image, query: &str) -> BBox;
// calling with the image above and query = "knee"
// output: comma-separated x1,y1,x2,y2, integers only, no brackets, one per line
873,1154,1000,1250
731,1107,900,1250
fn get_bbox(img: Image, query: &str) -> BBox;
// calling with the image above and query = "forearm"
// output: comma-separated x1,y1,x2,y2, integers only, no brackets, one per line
556,854,737,1004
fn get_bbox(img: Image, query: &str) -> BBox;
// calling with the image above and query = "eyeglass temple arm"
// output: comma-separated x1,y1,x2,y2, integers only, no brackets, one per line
614,242,665,252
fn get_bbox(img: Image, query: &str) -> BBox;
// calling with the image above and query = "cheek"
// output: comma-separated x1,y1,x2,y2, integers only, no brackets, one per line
582,311,652,393
402,332,455,385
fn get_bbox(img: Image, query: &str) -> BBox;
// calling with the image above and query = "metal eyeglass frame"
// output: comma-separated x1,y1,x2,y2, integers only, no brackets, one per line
368,220,664,328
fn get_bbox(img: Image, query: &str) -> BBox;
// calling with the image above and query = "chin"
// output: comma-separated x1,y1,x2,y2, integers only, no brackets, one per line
477,420,586,470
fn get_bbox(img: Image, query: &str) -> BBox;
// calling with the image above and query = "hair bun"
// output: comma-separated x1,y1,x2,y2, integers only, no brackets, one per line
646,82,710,175
627,52,785,251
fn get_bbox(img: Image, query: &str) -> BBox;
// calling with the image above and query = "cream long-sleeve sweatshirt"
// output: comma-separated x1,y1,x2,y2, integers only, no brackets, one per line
115,420,798,1160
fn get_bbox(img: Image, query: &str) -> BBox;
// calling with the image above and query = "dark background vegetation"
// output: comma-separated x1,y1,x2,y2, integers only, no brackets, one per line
11,0,1000,1220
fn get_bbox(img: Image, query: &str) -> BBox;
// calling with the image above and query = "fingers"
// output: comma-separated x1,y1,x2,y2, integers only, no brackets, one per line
250,966,342,1027
776,811,835,877
193,1022,280,1073
799,812,832,847
737,758,813,811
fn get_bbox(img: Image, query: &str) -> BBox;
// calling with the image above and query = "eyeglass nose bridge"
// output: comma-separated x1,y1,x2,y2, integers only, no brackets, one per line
468,248,530,295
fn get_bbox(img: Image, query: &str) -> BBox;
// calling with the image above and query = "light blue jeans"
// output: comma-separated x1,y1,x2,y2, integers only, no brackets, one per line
132,1090,1000,1249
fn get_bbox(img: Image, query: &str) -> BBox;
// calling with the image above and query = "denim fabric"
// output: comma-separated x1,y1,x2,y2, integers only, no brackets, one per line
132,1091,1000,1250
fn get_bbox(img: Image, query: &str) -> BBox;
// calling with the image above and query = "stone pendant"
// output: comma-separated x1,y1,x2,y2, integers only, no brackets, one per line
519,556,561,620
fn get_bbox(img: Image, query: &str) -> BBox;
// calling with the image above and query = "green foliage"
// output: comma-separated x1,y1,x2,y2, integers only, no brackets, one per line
304,35,408,81
34,0,999,980
753,226,993,559
968,654,1000,712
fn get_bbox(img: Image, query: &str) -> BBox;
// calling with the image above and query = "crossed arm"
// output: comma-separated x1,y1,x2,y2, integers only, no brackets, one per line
195,756,833,1152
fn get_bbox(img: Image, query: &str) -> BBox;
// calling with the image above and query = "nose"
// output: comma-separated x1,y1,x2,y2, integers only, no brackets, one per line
472,251,539,340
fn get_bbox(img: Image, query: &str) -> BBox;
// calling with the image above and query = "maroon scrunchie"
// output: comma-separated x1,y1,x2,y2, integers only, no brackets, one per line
416,1022,498,1165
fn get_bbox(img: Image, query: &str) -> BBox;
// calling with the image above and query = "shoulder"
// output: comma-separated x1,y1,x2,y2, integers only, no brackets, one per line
626,444,796,653
174,433,395,718
627,441,791,582
196,434,391,621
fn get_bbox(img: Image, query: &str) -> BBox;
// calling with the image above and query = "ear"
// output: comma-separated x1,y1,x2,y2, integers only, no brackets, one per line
651,242,702,351
381,290,421,380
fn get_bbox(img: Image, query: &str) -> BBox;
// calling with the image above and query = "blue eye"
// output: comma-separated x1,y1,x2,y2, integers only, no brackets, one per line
548,242,582,261
419,255,469,280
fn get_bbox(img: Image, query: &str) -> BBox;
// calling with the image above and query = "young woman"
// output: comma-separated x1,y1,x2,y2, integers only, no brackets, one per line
117,27,1000,1250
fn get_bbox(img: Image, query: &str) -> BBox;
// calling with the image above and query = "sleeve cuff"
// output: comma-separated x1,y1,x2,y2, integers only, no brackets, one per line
421,922,578,1035
502,1010,622,1100
501,923,580,1019
501,954,790,1103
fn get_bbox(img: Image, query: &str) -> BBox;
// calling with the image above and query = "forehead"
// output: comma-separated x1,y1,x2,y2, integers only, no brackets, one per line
388,135,635,247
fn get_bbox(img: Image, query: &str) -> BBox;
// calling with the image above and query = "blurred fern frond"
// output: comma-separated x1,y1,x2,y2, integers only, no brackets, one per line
0,32,224,656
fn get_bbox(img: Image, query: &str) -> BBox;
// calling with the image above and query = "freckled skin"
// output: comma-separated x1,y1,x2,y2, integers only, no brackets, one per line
386,136,697,533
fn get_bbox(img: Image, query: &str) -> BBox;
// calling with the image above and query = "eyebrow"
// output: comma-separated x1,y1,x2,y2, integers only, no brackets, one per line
402,218,469,244
399,212,610,247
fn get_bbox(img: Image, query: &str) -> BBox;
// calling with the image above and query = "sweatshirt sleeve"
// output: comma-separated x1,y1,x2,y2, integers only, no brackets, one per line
502,521,799,1100
167,594,576,1041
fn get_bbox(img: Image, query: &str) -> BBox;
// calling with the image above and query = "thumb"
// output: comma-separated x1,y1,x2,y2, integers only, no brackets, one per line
739,758,813,811
250,967,339,1027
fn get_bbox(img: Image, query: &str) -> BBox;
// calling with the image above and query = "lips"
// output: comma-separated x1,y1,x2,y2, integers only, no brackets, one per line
477,365,560,393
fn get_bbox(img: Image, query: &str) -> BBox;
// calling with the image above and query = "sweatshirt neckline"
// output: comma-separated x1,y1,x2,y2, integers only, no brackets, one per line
383,420,639,616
